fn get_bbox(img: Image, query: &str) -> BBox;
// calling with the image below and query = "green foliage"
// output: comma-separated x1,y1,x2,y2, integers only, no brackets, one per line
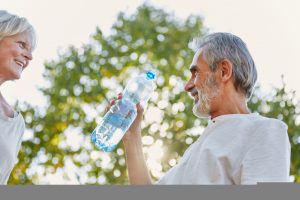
8,4,300,184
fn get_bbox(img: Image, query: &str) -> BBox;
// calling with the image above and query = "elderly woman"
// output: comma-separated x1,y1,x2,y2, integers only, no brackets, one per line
0,10,36,184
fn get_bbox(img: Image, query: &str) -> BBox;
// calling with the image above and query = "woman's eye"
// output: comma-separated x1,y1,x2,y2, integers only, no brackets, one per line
17,41,26,48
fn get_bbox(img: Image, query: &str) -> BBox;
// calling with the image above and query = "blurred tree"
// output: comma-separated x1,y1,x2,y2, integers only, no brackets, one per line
8,3,300,184
248,80,300,182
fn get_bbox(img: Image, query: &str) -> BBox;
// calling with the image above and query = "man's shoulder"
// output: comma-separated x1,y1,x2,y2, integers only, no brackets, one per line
250,114,287,130
245,114,288,142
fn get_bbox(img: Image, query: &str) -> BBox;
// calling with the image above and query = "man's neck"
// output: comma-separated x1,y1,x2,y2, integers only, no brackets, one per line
210,92,249,119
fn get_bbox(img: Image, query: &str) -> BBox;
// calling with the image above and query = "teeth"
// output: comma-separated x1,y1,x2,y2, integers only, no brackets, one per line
15,61,24,67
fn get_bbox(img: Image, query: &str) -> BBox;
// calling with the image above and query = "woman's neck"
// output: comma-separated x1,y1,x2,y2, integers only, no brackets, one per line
0,91,14,118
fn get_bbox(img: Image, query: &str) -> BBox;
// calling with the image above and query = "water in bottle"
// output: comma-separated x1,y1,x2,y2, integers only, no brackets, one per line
91,70,156,152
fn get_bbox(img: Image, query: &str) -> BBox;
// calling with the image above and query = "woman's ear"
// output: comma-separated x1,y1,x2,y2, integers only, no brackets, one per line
218,59,233,83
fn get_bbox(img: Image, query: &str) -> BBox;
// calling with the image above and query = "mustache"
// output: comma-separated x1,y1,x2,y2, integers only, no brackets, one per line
189,88,198,98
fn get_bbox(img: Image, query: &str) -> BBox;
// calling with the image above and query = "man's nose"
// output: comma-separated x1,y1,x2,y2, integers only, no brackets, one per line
184,78,194,92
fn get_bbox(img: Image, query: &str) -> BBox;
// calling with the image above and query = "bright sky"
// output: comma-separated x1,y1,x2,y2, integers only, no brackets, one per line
2,0,300,107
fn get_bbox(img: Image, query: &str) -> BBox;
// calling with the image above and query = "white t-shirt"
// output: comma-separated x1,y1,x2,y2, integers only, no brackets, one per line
0,111,25,184
156,113,291,185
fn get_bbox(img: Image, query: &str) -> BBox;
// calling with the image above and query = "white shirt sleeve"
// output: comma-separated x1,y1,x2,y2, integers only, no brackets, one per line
240,120,291,184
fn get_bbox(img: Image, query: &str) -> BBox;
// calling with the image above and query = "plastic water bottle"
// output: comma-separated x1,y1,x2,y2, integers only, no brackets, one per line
91,70,156,152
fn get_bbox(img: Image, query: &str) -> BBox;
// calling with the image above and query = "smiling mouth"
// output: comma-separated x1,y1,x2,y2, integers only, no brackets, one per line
15,60,25,68
190,90,199,103
194,95,199,103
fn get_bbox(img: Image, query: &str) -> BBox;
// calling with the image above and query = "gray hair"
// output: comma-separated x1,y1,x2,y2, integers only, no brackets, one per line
193,32,257,99
0,10,37,50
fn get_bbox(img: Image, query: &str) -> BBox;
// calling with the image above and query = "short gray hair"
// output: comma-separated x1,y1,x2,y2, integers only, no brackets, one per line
193,32,257,99
0,10,37,50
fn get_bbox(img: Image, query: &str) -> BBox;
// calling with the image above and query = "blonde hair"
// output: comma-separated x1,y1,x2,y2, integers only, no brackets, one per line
0,10,37,50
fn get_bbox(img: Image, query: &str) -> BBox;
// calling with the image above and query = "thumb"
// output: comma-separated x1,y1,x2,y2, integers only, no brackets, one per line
135,103,144,121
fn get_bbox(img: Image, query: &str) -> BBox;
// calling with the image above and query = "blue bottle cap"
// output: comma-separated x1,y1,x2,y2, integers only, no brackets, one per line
146,70,156,80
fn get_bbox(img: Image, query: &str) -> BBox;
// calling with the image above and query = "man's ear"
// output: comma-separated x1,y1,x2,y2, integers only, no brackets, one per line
218,59,233,83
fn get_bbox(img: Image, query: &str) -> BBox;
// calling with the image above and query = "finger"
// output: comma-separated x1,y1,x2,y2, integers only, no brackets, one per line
110,98,116,105
135,103,144,120
105,99,116,112
117,93,123,99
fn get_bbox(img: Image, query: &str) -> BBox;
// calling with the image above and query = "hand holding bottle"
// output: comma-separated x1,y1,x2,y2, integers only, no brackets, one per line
91,70,155,152
105,93,144,143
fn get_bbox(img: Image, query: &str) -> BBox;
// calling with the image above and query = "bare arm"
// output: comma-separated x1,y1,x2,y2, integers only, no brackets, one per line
123,133,152,184
122,103,152,185
107,94,152,184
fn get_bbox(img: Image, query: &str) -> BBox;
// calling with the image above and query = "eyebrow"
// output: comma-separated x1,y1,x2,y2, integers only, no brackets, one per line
189,65,197,73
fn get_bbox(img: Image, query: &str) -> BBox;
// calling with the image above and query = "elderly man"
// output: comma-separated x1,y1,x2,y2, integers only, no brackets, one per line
114,32,291,184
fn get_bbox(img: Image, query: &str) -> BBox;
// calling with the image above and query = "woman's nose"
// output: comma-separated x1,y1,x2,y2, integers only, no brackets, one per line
24,50,33,60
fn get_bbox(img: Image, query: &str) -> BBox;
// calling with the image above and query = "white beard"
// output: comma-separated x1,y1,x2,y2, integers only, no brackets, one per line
192,90,211,119
192,74,220,119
